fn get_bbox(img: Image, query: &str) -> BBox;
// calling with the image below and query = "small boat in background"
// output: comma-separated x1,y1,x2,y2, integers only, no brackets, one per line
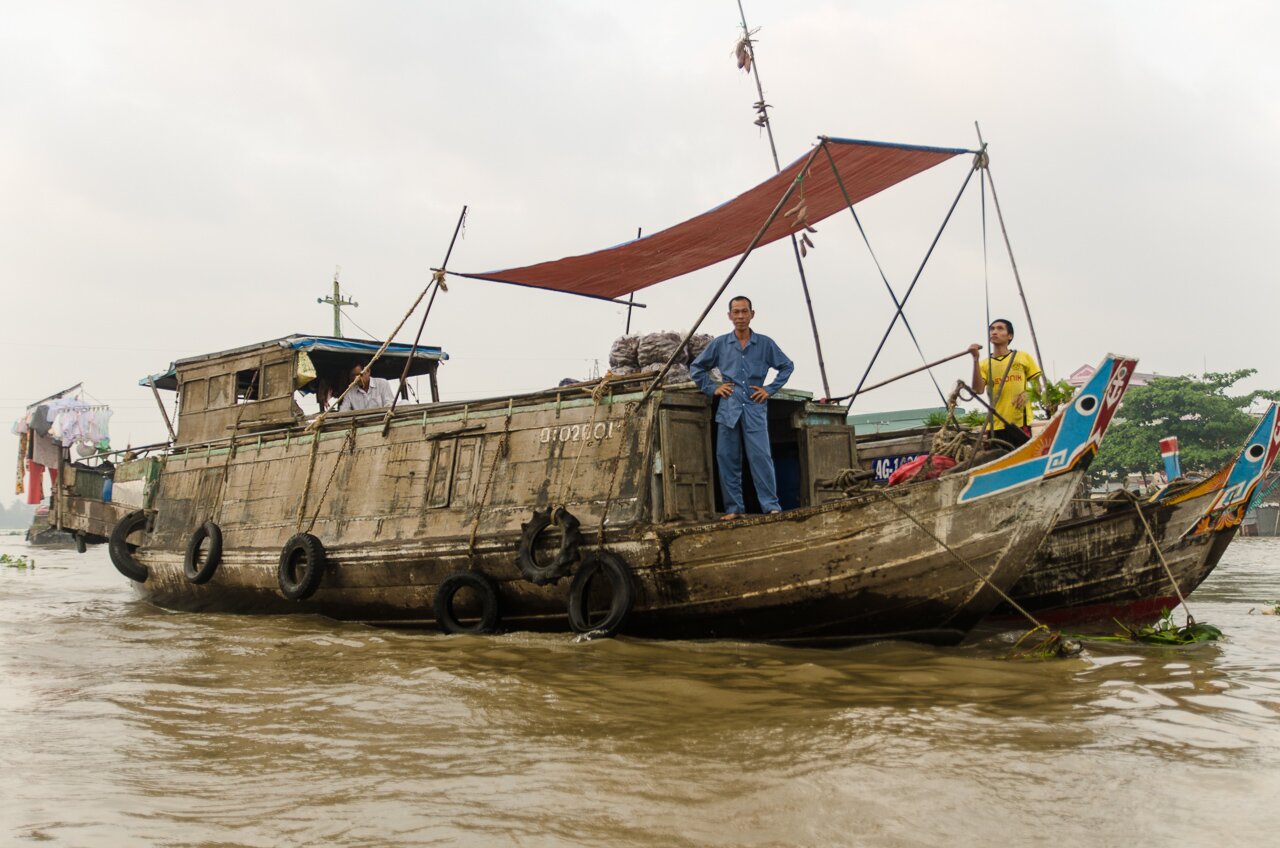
994,402,1280,625
25,505,81,548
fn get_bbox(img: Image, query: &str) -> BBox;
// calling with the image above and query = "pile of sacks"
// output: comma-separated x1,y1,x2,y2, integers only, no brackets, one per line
608,332,716,384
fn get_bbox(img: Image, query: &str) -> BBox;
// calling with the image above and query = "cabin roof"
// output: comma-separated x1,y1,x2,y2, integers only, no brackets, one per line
141,334,449,390
847,406,947,434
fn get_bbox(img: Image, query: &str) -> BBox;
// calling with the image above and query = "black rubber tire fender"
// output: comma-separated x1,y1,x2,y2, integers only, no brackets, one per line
433,571,502,635
277,533,326,601
183,521,224,584
516,507,581,586
108,510,149,583
567,550,635,637
75,532,87,555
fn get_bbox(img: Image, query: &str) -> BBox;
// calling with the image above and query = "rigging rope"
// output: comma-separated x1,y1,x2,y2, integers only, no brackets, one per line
735,1,831,399
339,308,378,340
843,159,981,412
308,280,436,433
468,401,512,560
1119,489,1196,624
873,489,1047,631
980,150,991,358
820,144,946,406
552,377,611,510
213,368,260,523
295,432,323,530
978,142,1048,388
304,425,358,535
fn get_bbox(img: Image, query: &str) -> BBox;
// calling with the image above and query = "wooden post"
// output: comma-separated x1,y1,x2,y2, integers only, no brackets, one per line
148,376,177,443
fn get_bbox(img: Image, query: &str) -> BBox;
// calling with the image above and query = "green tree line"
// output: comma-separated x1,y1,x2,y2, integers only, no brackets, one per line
1092,369,1279,479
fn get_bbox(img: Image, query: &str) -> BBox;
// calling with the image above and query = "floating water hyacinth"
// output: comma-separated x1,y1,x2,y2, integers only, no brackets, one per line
1092,609,1224,645
0,553,34,569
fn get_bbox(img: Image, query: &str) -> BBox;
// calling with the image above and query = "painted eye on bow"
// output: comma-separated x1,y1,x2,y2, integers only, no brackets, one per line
1247,444,1265,461
1076,394,1098,414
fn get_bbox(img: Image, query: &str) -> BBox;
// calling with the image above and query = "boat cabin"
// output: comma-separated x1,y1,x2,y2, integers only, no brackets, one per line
144,334,449,446
652,387,857,520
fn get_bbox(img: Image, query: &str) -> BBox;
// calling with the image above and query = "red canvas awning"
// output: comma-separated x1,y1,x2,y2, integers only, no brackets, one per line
456,137,971,301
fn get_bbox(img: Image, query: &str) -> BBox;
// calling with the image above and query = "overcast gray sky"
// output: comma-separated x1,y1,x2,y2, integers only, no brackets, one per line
3,1,1278,485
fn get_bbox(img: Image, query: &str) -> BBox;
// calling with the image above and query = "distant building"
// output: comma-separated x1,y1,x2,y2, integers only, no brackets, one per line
847,406,947,435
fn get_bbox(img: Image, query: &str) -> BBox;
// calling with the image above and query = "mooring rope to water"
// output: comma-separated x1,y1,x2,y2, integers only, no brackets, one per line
304,425,358,535
874,490,1045,630
294,428,323,531
213,369,261,524
1119,489,1195,624
467,401,513,561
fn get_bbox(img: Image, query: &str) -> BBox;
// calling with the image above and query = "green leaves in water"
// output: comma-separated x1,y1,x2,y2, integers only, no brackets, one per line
1091,608,1223,645
1,553,35,569
1007,607,1225,659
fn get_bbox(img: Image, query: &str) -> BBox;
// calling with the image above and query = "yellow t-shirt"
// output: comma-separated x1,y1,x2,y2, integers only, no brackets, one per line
979,350,1041,430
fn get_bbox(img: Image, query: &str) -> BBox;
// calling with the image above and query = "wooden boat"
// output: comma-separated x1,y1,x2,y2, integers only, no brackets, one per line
992,402,1280,624
25,506,83,548
49,136,1140,644
53,334,1135,644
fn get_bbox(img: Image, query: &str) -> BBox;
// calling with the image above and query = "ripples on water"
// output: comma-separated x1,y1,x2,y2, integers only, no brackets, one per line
2,532,1278,846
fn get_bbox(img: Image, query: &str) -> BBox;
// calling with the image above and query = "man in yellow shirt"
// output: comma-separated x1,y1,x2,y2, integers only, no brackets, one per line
968,318,1042,448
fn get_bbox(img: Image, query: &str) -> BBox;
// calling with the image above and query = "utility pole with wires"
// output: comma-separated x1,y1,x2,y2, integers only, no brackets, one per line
318,267,359,338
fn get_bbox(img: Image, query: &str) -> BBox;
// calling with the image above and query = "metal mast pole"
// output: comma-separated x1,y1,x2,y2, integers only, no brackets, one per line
625,228,640,334
736,0,831,398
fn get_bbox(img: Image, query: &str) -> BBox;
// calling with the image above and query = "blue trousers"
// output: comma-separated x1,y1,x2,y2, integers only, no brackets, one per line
716,418,780,514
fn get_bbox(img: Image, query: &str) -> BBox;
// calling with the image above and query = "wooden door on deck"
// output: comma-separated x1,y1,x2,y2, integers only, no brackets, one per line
659,409,714,521
801,425,857,505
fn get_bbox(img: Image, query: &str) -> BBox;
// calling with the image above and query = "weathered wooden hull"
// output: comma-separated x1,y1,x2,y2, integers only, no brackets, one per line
994,489,1236,625
125,466,1077,645
59,351,1141,646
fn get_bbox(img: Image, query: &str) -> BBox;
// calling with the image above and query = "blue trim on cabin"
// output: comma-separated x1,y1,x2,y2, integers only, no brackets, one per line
823,136,974,155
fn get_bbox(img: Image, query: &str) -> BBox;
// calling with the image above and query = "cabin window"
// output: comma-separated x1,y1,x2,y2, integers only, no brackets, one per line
235,368,260,404
182,378,209,413
451,437,483,506
426,440,456,508
263,361,293,399
207,374,234,409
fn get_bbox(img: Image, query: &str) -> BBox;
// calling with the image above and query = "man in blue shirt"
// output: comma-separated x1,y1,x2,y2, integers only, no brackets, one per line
689,296,794,519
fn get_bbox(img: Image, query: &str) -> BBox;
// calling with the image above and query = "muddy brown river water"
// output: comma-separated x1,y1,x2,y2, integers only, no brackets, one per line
2,532,1278,847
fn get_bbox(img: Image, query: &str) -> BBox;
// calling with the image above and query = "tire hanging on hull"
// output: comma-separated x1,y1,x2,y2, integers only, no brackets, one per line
567,551,634,637
516,507,581,585
278,533,326,601
108,510,149,583
433,571,502,635
184,521,223,584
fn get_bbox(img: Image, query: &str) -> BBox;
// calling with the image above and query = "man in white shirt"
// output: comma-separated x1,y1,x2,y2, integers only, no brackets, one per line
337,365,395,411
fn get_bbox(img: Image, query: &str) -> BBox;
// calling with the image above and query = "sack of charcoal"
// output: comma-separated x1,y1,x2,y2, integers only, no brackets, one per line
638,331,685,367
663,364,692,384
688,333,713,361
609,334,640,369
